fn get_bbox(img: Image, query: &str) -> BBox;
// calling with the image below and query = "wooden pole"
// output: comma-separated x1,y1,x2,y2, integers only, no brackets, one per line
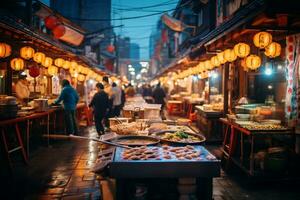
223,63,229,114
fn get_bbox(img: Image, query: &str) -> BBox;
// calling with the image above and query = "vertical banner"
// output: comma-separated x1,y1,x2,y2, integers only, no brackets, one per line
286,35,300,126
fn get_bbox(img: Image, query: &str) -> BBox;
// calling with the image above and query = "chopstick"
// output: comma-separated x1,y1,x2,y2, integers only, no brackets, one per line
44,134,133,149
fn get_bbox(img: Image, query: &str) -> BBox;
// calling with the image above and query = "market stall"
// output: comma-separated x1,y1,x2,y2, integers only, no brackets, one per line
0,11,113,170
92,115,219,200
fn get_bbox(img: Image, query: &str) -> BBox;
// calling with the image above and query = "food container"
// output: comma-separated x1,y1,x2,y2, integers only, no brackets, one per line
176,118,191,126
203,104,213,111
259,106,272,116
109,117,130,127
33,99,48,112
236,114,250,120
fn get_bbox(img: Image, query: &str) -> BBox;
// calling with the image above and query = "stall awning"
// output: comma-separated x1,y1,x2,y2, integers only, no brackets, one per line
0,13,82,55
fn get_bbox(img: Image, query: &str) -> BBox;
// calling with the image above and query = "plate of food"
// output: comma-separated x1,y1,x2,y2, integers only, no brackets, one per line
152,130,206,144
108,135,160,146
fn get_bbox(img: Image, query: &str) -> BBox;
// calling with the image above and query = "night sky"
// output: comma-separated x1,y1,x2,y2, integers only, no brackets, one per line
111,0,178,59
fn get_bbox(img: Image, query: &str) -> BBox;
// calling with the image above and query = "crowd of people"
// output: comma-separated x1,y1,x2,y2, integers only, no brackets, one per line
53,77,167,137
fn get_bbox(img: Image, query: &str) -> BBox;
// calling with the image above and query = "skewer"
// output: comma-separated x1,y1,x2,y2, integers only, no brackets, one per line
44,134,133,149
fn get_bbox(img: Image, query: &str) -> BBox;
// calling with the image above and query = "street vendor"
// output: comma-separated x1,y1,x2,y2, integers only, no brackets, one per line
15,72,30,104
53,79,79,136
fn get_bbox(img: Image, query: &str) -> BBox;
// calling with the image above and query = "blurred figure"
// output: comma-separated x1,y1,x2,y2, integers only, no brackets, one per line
89,83,109,136
125,83,135,97
143,84,154,104
152,82,166,118
54,79,79,135
15,73,30,104
102,76,113,128
142,84,152,97
111,82,122,117
121,85,126,109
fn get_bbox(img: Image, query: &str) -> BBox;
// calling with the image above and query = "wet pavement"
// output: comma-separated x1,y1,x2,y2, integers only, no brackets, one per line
1,126,300,200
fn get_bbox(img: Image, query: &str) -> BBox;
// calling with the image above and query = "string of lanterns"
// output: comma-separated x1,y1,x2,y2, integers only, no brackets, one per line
0,43,106,82
170,31,281,81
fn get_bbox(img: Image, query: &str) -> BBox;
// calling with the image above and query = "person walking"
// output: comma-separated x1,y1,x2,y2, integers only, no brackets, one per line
89,83,109,136
54,79,79,136
111,82,122,117
152,82,166,119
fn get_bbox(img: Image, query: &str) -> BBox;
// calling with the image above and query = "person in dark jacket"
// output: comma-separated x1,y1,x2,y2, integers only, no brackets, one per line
54,79,79,135
89,83,109,136
152,82,166,118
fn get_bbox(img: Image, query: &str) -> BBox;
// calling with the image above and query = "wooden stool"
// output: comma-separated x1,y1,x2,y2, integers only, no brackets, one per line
0,123,28,169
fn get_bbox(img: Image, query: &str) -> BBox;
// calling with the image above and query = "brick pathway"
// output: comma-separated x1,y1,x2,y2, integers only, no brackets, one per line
1,126,300,200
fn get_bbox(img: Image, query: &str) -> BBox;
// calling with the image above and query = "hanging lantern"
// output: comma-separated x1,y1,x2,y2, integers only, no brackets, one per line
48,65,58,76
0,43,12,58
77,74,86,82
264,42,281,58
44,15,59,30
253,32,272,49
20,46,35,60
77,65,83,73
245,55,261,70
234,43,250,58
204,60,213,70
62,60,70,69
81,67,88,75
69,65,77,74
70,60,78,68
10,58,24,71
54,58,65,67
42,57,53,68
29,65,40,77
107,45,115,53
224,49,237,62
217,51,226,64
52,25,65,38
33,52,45,63
210,56,220,67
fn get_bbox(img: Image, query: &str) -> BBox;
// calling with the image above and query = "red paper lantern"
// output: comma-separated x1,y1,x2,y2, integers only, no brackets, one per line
29,65,40,78
107,45,115,53
44,15,59,30
52,25,65,38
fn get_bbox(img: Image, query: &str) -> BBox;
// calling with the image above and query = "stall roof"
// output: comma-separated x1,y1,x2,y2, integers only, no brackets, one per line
0,13,110,76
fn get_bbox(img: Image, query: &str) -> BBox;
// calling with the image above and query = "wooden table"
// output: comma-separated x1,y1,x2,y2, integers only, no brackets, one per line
195,106,223,143
0,103,87,169
219,118,294,176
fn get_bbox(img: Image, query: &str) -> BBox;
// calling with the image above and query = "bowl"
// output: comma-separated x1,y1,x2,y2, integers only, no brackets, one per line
236,114,250,120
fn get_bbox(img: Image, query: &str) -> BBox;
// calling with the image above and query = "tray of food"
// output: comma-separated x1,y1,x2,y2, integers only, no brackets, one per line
108,135,160,146
151,130,206,144
119,145,215,161
110,122,147,135
109,145,220,178
240,124,288,131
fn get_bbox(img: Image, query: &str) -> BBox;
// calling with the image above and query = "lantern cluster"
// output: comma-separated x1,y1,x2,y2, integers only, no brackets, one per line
253,31,281,58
